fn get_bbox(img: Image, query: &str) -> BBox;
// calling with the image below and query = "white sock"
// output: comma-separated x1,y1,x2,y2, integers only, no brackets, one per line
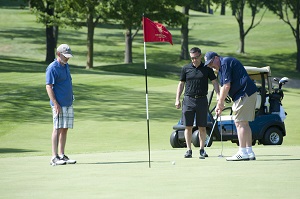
239,147,247,155
59,154,64,158
246,147,253,154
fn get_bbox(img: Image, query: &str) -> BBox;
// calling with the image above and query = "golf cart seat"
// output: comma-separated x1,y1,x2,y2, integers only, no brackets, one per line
256,92,261,109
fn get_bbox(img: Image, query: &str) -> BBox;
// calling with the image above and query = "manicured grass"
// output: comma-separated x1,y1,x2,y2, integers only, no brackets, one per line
0,6,299,199
1,147,300,199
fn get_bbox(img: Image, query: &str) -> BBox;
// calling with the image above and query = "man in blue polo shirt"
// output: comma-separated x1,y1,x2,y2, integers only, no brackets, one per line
175,47,220,159
46,44,76,165
204,51,257,161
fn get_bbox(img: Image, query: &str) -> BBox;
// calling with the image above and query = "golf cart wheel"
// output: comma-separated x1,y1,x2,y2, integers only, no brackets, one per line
191,129,213,147
170,131,186,148
263,127,283,145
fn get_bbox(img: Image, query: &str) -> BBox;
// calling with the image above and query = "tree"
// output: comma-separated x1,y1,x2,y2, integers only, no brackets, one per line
107,0,183,64
31,0,109,69
175,0,193,60
263,0,300,72
220,0,226,15
176,0,209,60
30,0,61,63
212,0,229,15
180,5,190,60
61,0,109,69
230,0,266,53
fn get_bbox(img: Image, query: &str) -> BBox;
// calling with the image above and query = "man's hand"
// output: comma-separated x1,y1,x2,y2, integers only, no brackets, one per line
53,101,61,114
215,101,224,116
175,100,181,109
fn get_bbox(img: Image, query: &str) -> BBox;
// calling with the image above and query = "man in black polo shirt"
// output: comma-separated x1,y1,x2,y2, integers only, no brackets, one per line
175,47,220,159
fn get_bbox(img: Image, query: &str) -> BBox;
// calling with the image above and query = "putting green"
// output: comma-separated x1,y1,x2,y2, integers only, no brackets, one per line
0,146,299,199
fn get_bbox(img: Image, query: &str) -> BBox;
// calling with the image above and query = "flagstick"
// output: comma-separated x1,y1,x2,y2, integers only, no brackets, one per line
144,42,151,168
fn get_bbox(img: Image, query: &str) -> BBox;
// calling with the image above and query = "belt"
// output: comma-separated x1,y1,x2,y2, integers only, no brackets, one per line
187,95,206,98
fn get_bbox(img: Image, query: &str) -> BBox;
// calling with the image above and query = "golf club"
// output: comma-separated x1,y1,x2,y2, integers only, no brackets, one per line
218,115,224,158
274,77,289,89
206,114,219,147
53,114,59,166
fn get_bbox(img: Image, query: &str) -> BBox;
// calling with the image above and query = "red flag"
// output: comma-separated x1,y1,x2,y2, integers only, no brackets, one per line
143,17,173,45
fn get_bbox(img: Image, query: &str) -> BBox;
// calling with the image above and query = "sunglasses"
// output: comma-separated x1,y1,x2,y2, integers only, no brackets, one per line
191,55,200,60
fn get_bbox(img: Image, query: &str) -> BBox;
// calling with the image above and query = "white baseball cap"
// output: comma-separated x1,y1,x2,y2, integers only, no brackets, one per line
57,44,73,58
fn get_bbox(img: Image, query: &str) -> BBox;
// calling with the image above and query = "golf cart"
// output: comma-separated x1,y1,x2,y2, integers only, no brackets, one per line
170,66,288,148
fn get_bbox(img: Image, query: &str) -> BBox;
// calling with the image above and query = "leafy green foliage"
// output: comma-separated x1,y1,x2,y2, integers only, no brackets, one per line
263,0,300,71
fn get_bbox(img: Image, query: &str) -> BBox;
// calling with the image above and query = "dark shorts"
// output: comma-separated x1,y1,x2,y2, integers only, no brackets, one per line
182,96,208,127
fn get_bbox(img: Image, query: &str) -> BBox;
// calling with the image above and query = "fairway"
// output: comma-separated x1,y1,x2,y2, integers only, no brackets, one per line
1,146,300,199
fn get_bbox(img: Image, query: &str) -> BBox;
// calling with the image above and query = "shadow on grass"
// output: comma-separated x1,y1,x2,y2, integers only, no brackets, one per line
252,154,300,161
0,82,50,123
73,84,178,122
1,45,298,79
0,55,47,73
79,161,151,165
93,63,180,80
0,54,181,79
0,148,39,154
0,28,44,44
224,52,299,79
0,55,180,122
257,159,300,161
0,82,178,123
78,160,171,165
1,54,298,124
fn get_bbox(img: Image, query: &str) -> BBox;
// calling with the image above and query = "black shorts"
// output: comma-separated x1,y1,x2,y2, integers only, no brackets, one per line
182,96,208,127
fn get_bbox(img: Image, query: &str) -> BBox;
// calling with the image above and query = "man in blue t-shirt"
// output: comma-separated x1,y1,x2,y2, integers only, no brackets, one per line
204,51,257,161
175,47,220,159
46,44,76,165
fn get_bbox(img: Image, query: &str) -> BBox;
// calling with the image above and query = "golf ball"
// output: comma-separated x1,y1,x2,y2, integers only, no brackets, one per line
172,161,176,165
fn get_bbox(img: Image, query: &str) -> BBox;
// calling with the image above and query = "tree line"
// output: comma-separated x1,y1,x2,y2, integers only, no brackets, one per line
25,0,300,72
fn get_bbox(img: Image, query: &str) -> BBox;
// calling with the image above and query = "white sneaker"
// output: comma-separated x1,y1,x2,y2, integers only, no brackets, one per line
226,152,250,161
60,155,76,164
50,156,66,165
248,152,256,160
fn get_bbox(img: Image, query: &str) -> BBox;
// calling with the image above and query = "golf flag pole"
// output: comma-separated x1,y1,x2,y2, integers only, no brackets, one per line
143,16,173,168
143,41,151,168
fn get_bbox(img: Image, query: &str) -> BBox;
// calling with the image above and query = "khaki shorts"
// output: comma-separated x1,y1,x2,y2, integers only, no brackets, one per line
232,93,257,122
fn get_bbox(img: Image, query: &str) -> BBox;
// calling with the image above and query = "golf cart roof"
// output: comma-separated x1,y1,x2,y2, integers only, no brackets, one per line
244,66,271,76
213,66,271,75
244,66,271,82
244,66,273,93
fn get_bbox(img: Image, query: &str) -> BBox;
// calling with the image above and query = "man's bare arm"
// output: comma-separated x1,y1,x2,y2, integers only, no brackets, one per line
46,84,60,114
175,81,185,109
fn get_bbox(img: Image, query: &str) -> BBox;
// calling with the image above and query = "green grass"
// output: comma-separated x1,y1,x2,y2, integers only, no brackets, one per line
1,147,300,199
0,5,300,199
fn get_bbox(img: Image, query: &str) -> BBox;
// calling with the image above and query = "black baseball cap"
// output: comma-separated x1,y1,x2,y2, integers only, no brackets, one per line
204,51,218,66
